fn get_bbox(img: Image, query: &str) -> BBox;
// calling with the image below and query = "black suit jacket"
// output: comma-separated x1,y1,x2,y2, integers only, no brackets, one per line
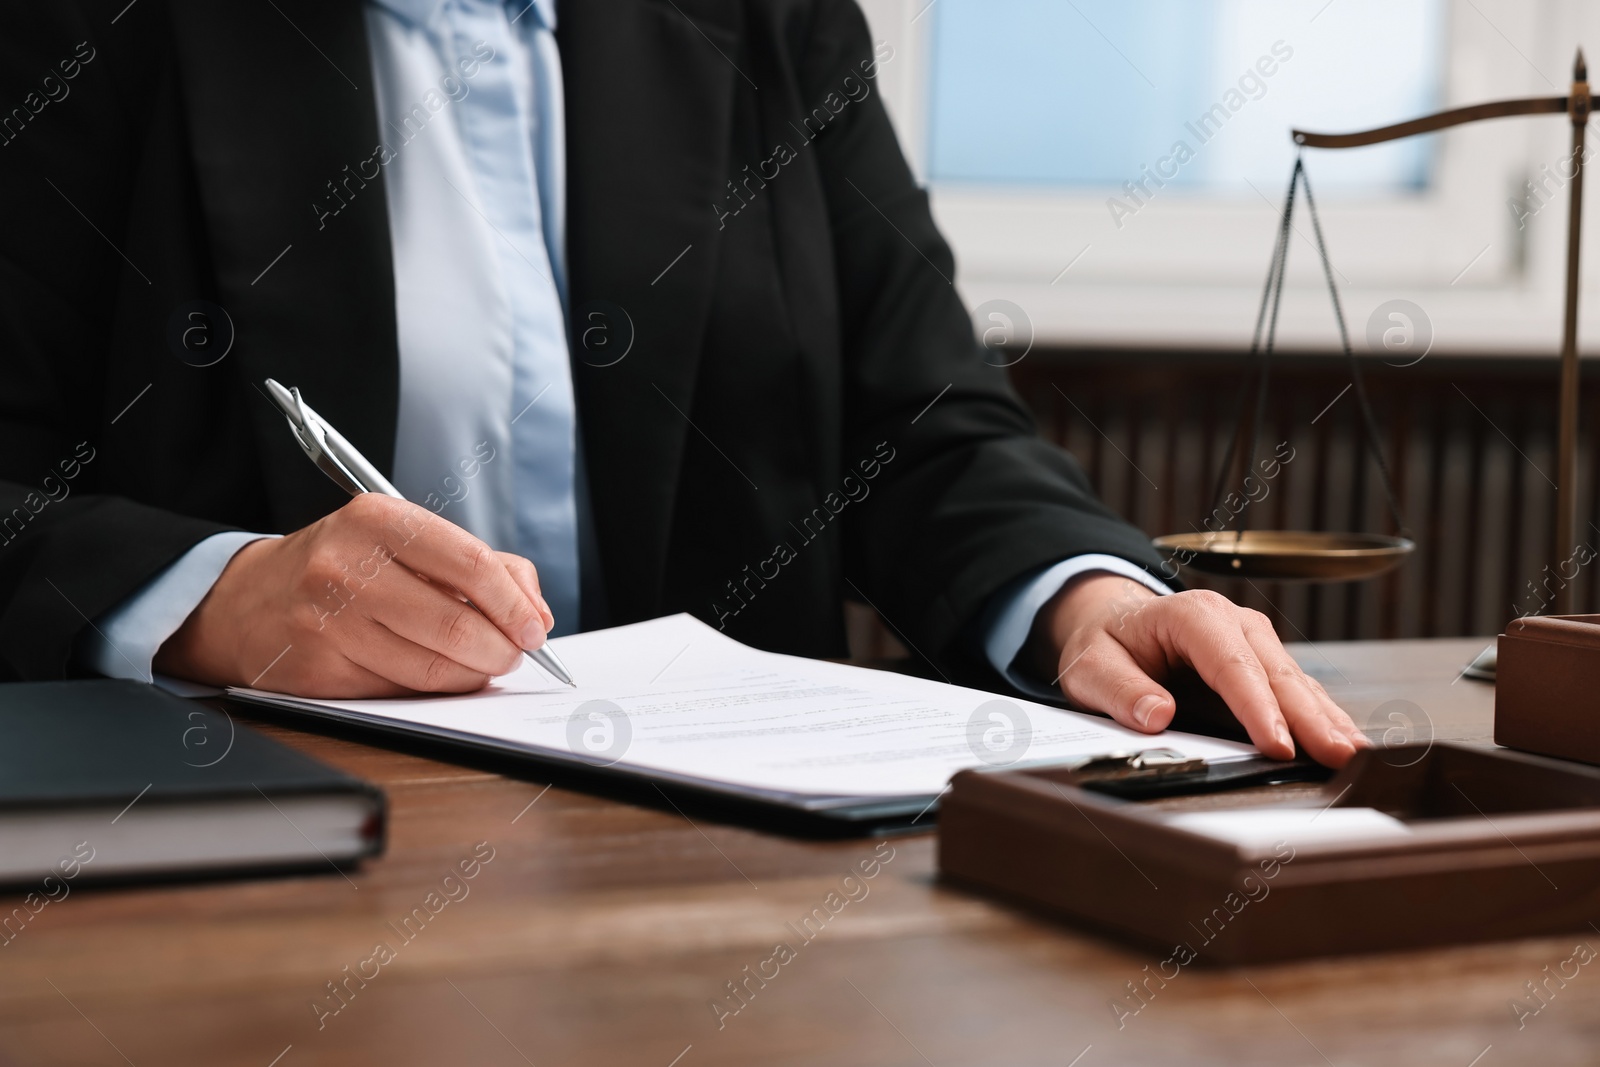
0,0,1165,682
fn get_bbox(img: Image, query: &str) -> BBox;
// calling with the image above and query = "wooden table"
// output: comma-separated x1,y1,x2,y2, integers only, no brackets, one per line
5,638,1594,1067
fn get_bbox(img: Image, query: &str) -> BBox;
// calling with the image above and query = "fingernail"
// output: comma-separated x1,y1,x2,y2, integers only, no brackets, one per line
1274,723,1294,753
521,615,548,649
1132,695,1163,730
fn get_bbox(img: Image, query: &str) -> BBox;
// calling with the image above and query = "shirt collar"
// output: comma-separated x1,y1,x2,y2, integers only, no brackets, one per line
366,0,556,32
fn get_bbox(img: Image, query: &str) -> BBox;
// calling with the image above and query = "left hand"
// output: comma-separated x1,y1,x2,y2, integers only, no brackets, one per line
1028,574,1368,767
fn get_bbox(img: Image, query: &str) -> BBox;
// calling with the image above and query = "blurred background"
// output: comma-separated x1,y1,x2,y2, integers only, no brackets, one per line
846,0,1600,649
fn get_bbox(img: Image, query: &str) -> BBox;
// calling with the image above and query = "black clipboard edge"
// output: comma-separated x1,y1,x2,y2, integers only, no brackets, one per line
212,695,934,840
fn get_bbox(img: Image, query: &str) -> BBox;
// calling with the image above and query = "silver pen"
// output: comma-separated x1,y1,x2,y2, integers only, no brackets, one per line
264,378,577,688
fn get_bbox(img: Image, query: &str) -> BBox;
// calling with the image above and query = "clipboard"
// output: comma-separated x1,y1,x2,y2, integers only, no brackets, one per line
214,613,1259,839
938,742,1600,963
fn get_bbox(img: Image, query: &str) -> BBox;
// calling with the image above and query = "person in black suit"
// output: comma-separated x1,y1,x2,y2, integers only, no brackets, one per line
0,0,1365,765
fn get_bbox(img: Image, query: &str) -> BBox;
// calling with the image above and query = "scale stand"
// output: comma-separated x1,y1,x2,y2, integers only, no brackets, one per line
1157,51,1591,609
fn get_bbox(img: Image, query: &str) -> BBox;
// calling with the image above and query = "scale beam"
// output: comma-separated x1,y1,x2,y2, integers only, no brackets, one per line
1292,95,1567,148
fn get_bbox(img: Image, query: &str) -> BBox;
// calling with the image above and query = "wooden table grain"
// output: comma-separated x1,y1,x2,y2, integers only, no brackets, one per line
5,638,1595,1067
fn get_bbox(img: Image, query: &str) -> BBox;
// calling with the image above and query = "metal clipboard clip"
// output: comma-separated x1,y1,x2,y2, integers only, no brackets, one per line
989,748,1331,800
1060,748,1210,787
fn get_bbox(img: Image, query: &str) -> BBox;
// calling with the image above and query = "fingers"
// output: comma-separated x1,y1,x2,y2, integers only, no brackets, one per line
1143,593,1297,760
1116,590,1367,767
496,551,554,636
1238,616,1367,767
344,495,547,650
362,567,526,677
239,626,465,701
342,613,493,694
1057,636,1177,734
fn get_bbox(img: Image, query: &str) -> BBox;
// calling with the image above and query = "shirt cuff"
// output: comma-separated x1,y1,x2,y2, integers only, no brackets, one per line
981,554,1174,701
83,531,276,691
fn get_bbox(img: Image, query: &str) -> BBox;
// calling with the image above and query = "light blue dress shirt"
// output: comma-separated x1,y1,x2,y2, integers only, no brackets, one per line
372,0,580,633
83,0,1167,693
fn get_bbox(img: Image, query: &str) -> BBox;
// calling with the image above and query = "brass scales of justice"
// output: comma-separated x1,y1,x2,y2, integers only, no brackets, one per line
1155,50,1593,616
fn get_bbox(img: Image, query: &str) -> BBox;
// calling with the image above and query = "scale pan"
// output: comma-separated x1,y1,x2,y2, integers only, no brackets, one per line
1151,530,1414,582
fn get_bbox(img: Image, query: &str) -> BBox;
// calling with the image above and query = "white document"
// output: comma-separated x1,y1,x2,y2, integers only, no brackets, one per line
1163,807,1412,849
231,614,1254,811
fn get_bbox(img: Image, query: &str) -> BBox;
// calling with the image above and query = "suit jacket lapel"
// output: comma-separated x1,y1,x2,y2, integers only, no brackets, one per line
167,0,398,529
559,0,741,619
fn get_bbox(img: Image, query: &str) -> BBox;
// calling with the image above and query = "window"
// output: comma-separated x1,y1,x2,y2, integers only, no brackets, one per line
926,0,1443,194
857,0,1596,352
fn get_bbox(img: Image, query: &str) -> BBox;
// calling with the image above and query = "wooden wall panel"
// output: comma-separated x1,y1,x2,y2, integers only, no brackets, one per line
1009,350,1597,642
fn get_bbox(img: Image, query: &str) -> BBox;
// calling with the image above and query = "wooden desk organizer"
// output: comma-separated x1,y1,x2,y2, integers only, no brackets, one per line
1497,614,1600,766
938,744,1600,964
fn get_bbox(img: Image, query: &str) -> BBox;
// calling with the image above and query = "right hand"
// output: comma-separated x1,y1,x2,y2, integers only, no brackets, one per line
154,495,555,697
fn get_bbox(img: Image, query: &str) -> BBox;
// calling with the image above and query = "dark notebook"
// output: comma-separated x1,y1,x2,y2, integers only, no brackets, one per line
0,680,384,885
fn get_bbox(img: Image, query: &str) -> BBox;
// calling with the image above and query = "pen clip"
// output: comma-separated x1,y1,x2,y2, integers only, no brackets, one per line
291,387,370,497
265,378,405,499
265,378,368,497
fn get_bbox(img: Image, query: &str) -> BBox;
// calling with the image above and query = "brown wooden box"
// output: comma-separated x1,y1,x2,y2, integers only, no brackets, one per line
1497,614,1600,766
938,744,1600,964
